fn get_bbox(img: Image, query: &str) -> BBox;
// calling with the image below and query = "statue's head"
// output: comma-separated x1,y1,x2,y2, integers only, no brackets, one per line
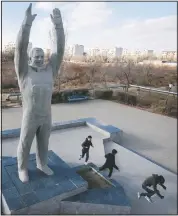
29,48,44,68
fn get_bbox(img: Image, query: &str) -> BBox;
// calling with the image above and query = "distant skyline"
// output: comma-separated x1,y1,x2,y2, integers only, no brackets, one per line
2,2,177,52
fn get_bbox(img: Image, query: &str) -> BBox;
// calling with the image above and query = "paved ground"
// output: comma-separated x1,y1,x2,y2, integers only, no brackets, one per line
104,141,177,214
2,99,177,173
2,126,177,214
2,127,106,168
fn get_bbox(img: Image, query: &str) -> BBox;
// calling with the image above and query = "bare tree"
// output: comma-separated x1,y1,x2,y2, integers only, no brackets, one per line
2,50,15,62
86,66,95,89
122,59,135,103
113,61,123,83
100,67,108,88
143,63,154,95
164,91,170,114
144,63,153,86
124,60,133,86
86,63,101,89
135,64,143,85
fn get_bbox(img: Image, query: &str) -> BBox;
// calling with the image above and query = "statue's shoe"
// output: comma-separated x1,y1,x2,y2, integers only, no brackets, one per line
37,165,54,175
18,170,29,183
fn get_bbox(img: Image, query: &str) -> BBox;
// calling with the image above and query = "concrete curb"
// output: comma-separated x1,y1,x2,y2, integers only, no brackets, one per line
2,117,175,175
1,117,123,142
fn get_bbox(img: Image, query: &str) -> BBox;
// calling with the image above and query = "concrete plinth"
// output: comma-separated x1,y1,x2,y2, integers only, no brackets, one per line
62,164,131,214
1,151,88,215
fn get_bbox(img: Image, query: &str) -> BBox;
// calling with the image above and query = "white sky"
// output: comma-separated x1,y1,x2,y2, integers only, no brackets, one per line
2,2,177,53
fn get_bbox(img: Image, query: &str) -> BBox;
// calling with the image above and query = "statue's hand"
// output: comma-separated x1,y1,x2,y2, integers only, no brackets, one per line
50,8,63,27
24,3,37,26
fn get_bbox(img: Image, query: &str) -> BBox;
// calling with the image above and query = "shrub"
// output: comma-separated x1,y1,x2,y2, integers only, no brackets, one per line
61,91,72,102
99,90,113,99
115,92,137,106
92,89,113,99
51,91,63,104
93,90,104,98
116,92,125,103
137,95,158,107
127,94,137,106
52,89,90,103
151,100,165,114
2,83,18,89
150,98,177,117
74,89,89,96
168,106,177,117
165,98,177,117
102,90,113,99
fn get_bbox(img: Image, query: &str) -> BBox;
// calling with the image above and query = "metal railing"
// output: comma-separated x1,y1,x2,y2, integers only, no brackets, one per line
129,84,177,96
72,84,177,96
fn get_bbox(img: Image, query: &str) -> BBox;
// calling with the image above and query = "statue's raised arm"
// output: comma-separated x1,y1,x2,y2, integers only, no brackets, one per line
14,3,37,81
49,8,65,78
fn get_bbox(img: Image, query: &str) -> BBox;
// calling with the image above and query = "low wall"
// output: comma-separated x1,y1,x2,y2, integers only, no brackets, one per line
1,118,123,145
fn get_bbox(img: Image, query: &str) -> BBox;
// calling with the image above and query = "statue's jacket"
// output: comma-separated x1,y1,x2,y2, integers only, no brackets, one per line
19,64,54,120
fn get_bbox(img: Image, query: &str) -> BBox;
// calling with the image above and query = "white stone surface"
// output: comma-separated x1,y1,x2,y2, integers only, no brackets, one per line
104,141,177,214
2,122,177,214
2,126,107,168
59,201,131,214
2,100,177,173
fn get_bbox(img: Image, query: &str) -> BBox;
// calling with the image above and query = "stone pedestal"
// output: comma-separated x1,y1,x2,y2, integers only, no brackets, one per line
61,164,131,214
1,151,88,214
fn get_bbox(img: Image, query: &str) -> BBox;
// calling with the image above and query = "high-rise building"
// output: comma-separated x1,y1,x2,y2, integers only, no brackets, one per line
122,49,129,56
100,49,109,57
89,48,100,57
143,49,154,57
115,47,123,57
108,47,123,58
161,51,177,60
72,44,84,56
147,50,154,56
65,46,73,56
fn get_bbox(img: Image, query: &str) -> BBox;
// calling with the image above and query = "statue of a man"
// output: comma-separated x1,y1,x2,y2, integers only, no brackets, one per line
14,3,65,183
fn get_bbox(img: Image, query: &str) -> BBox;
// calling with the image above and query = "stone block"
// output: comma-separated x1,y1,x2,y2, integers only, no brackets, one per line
2,128,21,139
70,175,88,188
59,201,131,214
3,187,20,200
21,192,39,206
2,151,88,214
2,180,15,190
51,119,86,131
62,163,131,214
5,197,26,212
2,118,123,149
2,157,17,166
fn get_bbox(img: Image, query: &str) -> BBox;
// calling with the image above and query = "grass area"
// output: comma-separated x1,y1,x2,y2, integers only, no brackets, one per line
109,88,177,118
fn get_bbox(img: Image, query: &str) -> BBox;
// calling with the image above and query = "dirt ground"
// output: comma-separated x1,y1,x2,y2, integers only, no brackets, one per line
77,168,111,189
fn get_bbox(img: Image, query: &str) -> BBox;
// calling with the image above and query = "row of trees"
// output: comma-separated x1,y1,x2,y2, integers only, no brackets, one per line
2,50,177,92
56,59,176,90
64,53,177,64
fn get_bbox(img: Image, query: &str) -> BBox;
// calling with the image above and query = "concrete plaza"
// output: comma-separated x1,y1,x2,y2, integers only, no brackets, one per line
2,99,177,173
2,123,177,214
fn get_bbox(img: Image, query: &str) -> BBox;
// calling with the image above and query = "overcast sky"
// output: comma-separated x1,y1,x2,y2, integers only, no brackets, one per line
2,2,177,52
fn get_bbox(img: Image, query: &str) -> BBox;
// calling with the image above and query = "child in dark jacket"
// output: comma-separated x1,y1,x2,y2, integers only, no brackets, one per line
99,149,120,178
79,135,94,164
137,174,166,203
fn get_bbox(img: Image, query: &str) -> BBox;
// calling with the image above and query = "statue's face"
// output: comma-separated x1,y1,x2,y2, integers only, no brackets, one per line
30,48,44,67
